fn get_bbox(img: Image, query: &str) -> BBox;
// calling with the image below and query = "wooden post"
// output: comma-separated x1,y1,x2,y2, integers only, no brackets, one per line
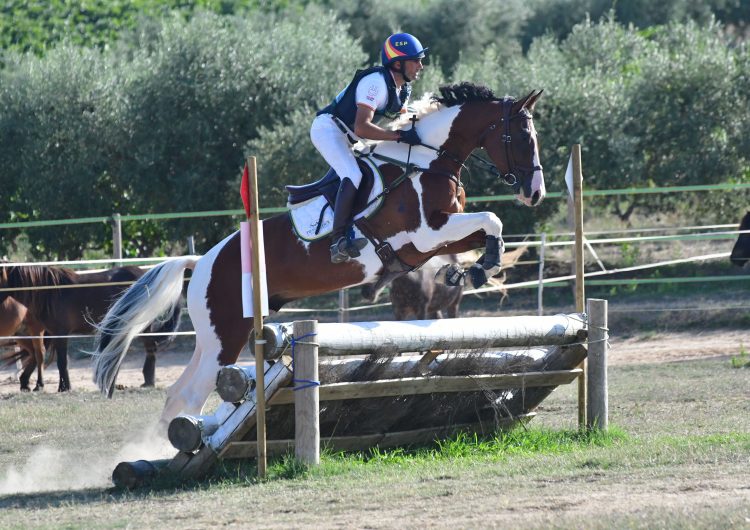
338,289,349,323
537,232,546,316
247,156,267,478
294,320,320,465
586,298,608,431
112,213,122,265
571,144,587,429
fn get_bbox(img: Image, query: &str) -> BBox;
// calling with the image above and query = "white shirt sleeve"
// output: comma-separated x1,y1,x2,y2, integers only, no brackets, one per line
355,72,389,112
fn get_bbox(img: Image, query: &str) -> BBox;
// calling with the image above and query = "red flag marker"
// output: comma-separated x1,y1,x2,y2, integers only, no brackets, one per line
240,162,251,219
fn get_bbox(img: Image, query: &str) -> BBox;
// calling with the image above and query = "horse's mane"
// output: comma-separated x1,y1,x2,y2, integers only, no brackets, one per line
5,265,78,319
388,82,503,129
434,82,501,107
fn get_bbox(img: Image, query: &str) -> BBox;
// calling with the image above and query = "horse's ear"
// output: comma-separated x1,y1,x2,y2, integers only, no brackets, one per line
524,89,543,111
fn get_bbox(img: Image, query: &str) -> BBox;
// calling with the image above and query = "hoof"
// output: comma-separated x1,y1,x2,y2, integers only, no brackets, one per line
57,384,71,392
33,384,44,392
20,386,30,393
468,264,487,288
141,382,155,388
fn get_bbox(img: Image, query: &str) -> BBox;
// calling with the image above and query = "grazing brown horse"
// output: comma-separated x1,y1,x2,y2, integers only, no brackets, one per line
363,254,464,320
0,297,48,391
730,211,750,267
92,83,546,430
363,247,526,321
0,264,182,391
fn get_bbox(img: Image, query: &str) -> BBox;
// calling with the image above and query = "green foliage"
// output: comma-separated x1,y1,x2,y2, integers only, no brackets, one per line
0,8,366,257
0,0,304,60
1,3,750,256
458,16,750,223
730,343,749,368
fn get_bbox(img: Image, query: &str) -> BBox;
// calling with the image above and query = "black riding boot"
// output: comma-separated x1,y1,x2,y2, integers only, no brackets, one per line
330,178,367,263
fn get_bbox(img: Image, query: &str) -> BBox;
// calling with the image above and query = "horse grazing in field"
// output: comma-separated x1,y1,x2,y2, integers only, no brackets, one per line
0,297,48,391
363,246,527,320
730,211,750,267
362,253,467,320
386,254,465,320
92,82,546,430
0,264,182,391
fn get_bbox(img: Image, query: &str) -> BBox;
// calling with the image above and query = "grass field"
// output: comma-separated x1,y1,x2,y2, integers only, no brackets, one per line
0,341,748,529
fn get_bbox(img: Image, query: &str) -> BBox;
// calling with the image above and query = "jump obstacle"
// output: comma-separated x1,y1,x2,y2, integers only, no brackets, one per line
112,300,608,488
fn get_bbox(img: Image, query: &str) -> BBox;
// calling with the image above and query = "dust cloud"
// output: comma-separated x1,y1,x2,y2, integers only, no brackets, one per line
0,422,175,494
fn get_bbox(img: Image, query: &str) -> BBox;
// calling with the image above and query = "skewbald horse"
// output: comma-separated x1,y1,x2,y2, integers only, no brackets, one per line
92,82,546,431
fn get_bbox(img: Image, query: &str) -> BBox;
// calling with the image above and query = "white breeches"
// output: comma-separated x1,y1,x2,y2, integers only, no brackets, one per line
310,114,363,187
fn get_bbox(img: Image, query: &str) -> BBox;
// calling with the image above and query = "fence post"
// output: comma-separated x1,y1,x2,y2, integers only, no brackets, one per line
586,298,608,431
294,320,320,465
111,213,122,263
187,235,195,255
570,144,587,429
338,289,349,323
537,232,546,316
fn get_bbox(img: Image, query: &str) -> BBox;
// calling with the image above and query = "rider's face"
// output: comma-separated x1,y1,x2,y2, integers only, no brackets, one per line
404,58,424,80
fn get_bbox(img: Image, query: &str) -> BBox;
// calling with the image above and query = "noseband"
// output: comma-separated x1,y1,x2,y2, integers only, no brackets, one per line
477,97,543,194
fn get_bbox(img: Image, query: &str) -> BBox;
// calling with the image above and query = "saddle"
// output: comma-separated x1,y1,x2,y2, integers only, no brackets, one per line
286,158,376,213
286,155,416,292
284,157,381,242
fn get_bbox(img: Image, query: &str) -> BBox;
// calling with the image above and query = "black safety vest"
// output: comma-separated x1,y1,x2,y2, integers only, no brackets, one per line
317,66,411,130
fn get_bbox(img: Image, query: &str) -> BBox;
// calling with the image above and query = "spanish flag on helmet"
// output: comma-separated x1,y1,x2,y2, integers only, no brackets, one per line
381,33,428,66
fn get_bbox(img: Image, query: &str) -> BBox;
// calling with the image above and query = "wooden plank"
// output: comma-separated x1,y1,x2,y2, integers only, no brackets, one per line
221,414,536,459
269,369,582,405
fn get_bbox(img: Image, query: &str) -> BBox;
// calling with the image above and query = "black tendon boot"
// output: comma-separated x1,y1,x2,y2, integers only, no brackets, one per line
330,178,367,263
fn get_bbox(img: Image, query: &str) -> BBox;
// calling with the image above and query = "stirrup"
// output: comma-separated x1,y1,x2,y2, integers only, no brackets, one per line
330,237,351,264
330,236,367,263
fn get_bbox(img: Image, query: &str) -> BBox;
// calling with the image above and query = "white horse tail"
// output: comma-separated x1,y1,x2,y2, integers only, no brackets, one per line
92,256,199,396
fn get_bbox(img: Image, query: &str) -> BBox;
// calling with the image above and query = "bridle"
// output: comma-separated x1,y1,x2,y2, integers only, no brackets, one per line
475,97,543,195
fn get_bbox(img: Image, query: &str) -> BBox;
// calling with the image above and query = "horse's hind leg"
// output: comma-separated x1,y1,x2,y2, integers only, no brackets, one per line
158,341,217,433
142,341,156,387
18,350,34,392
31,330,46,391
53,338,71,392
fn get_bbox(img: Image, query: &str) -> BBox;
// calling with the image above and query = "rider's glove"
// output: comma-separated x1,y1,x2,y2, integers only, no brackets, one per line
397,128,421,146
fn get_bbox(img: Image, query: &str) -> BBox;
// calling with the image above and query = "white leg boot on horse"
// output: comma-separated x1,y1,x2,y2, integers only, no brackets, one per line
330,177,367,263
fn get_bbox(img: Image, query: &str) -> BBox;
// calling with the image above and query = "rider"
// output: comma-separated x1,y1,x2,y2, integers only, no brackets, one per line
312,32,428,264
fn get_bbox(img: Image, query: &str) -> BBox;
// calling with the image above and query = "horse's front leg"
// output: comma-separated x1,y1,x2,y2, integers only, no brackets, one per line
413,212,504,288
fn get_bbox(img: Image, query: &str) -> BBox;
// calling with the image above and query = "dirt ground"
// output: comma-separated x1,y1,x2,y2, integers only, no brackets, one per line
0,328,748,528
1,328,746,393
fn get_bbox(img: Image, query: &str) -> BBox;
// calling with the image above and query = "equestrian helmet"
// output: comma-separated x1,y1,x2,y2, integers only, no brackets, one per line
381,33,428,66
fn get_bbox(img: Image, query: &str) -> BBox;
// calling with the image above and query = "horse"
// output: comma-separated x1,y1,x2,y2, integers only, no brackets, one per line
730,211,750,267
0,297,48,391
91,82,546,431
385,254,465,320
363,246,527,321
0,264,182,391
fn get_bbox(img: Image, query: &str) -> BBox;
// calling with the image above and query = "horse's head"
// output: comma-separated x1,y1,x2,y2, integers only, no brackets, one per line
478,91,546,207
